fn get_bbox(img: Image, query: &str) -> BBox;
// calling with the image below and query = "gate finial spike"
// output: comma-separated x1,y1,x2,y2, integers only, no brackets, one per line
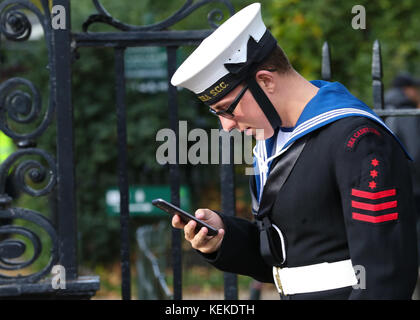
321,41,332,81
372,39,384,109
372,39,383,80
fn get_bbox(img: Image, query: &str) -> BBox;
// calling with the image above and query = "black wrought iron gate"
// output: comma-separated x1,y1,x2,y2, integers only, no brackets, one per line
0,0,419,300
0,0,239,300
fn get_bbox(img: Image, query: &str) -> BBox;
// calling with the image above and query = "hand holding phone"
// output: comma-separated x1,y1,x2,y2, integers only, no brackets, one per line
152,199,219,236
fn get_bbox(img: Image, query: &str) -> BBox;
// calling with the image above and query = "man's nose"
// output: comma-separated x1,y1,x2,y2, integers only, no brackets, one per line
219,116,237,132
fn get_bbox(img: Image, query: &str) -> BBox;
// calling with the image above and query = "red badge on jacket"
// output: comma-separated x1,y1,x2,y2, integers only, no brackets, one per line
351,156,398,223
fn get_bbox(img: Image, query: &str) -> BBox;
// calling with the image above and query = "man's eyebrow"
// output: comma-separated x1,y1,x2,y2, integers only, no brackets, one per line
212,99,229,111
212,103,223,111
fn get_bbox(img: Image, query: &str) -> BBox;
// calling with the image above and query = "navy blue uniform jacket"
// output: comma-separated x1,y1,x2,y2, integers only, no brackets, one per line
201,81,419,299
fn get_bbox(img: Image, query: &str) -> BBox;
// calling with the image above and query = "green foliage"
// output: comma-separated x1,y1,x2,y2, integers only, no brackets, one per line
266,0,420,106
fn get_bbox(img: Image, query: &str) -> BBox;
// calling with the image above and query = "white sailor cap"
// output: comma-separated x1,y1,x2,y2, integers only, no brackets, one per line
170,3,277,106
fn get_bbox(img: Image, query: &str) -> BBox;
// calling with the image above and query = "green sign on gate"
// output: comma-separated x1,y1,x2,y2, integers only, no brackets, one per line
105,185,191,218
124,45,186,94
125,46,168,94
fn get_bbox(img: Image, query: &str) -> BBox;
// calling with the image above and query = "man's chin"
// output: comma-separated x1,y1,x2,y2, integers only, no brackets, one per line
251,128,268,140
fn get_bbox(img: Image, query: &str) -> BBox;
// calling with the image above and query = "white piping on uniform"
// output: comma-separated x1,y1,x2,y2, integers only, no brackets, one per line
272,223,287,264
253,138,293,200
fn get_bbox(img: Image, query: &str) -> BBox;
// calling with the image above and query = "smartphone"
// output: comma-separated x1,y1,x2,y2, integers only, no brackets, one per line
152,198,218,236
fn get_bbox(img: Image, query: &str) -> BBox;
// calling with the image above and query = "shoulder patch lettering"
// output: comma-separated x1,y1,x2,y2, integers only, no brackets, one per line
346,126,381,151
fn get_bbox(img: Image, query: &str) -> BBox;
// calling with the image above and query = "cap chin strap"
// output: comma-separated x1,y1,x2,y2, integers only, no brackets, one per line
246,76,282,131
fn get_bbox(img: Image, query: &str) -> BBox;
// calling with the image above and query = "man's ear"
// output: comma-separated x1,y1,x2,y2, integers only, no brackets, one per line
255,70,276,93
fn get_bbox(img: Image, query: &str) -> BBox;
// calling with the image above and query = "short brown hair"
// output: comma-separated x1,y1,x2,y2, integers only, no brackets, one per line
255,45,293,74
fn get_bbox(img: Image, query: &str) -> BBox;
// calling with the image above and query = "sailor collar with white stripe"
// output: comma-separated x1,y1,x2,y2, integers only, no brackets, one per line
253,80,411,167
252,80,412,203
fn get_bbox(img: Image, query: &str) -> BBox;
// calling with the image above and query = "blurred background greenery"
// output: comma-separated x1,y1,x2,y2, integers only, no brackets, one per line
1,0,419,298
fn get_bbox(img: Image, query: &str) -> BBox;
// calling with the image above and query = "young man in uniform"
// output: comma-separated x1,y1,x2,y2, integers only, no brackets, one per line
170,3,418,299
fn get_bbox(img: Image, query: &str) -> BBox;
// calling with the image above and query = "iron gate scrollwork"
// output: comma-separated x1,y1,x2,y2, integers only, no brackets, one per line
82,0,234,32
0,0,99,299
0,0,58,287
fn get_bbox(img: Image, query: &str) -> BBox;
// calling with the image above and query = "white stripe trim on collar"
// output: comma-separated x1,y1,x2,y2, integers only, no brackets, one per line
253,108,388,176
290,108,386,143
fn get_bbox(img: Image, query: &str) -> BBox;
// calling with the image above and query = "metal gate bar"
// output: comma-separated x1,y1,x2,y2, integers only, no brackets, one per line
220,130,238,299
54,0,78,281
114,47,131,300
167,46,183,300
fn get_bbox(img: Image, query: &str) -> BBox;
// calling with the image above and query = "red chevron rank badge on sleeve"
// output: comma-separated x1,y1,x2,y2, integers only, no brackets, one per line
351,157,398,223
